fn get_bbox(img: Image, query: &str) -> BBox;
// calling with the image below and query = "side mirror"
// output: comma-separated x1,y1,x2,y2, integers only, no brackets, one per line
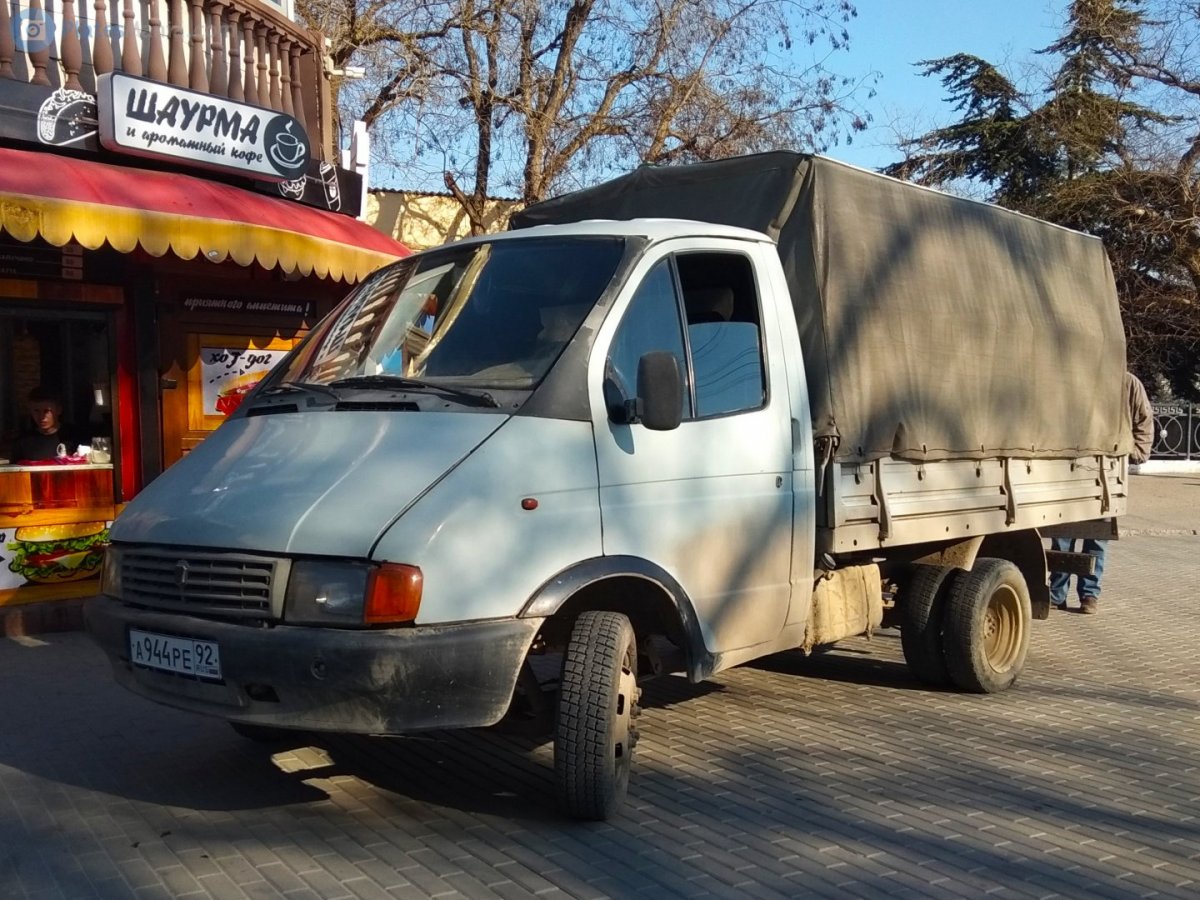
635,351,683,431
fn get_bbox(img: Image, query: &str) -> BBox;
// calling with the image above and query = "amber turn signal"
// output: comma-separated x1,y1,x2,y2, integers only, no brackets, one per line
364,563,423,624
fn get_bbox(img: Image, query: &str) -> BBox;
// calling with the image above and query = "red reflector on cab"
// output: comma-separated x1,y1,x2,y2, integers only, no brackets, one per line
365,564,423,624
521,498,538,510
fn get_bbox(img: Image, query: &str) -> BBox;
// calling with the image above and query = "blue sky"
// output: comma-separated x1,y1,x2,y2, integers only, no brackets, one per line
830,0,1067,171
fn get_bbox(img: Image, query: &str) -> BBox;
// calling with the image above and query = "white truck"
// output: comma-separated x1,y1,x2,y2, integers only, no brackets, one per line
87,153,1131,820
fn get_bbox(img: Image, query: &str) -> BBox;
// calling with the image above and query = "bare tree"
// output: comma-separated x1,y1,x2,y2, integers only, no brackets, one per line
301,0,876,233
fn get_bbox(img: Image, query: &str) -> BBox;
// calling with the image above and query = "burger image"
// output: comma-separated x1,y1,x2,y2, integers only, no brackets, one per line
6,522,108,585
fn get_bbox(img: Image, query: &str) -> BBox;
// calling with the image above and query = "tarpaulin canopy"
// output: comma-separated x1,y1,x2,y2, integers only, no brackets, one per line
515,152,1130,463
0,147,408,283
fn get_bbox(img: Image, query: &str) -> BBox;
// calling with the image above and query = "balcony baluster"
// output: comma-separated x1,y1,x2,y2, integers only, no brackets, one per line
255,24,269,109
289,44,305,131
0,2,14,80
121,0,141,74
208,3,227,95
60,0,84,90
166,0,187,87
27,0,51,85
146,0,167,82
241,15,257,105
92,0,114,77
226,9,243,101
188,0,207,91
279,38,293,116
267,32,281,111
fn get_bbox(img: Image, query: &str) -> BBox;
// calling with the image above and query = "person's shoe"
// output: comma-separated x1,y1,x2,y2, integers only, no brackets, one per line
1079,596,1099,615
1051,599,1067,611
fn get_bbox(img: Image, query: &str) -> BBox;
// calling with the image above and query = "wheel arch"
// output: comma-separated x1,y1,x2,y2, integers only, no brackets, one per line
519,555,714,682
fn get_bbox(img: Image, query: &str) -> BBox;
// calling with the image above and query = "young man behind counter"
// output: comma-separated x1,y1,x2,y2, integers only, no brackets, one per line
8,387,84,463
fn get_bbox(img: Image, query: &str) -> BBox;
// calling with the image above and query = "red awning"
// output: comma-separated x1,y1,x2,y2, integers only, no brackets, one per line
0,147,409,282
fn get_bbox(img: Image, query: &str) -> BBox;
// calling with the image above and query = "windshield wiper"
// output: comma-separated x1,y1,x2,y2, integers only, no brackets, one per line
258,381,341,402
330,374,498,408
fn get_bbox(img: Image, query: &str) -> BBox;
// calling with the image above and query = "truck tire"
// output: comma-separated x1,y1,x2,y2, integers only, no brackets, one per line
898,563,954,686
942,558,1031,694
554,611,640,820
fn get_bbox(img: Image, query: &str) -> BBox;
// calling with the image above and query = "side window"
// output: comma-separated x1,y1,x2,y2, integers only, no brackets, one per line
606,260,689,418
677,253,766,417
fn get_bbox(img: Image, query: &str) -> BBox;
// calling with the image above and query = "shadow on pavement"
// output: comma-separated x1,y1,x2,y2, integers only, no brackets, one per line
747,631,933,691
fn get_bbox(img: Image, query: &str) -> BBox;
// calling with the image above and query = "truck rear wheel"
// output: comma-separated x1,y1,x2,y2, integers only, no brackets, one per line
554,611,640,820
942,558,1030,694
898,564,953,686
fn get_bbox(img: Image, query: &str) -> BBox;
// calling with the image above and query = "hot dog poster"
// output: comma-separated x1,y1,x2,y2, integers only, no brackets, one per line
187,334,299,433
200,345,291,417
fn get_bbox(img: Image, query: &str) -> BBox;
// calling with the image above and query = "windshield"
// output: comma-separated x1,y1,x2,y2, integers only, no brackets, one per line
276,236,626,390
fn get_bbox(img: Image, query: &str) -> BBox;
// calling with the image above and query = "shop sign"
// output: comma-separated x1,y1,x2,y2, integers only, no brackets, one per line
183,295,314,318
5,81,352,214
97,73,310,183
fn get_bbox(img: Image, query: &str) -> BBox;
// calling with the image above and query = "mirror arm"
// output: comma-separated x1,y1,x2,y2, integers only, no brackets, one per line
622,397,643,425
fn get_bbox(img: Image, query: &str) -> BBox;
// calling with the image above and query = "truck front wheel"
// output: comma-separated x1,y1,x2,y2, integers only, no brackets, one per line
554,611,640,820
942,558,1031,694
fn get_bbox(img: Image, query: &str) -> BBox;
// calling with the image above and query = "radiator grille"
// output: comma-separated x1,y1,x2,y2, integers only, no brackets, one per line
121,549,285,619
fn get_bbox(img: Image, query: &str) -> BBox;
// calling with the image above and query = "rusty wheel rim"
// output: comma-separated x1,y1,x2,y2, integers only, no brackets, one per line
983,584,1022,673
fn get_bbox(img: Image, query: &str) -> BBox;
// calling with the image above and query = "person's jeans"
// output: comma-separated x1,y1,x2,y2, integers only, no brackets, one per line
1049,536,1107,604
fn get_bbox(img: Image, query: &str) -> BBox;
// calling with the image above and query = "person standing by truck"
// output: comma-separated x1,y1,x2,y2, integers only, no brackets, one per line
1050,371,1154,614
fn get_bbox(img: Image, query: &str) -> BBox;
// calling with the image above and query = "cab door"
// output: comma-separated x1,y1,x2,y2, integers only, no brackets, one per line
591,242,794,654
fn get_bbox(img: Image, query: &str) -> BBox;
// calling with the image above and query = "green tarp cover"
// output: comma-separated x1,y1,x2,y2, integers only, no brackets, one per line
513,152,1129,463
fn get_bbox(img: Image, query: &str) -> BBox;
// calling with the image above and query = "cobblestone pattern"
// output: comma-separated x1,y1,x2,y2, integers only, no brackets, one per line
2,524,1199,897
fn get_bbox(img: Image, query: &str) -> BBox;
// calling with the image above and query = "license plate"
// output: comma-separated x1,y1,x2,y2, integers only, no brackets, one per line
129,629,222,680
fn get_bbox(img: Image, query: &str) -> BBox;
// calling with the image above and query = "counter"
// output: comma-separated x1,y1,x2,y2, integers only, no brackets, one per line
1,463,115,525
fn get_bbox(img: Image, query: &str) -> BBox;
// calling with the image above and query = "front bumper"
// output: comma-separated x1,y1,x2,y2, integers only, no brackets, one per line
85,595,543,734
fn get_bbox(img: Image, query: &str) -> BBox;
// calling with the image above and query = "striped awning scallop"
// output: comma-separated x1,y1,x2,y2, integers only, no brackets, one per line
0,147,408,283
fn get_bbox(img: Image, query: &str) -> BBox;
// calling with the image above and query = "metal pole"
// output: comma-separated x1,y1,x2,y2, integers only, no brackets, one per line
1189,403,1195,461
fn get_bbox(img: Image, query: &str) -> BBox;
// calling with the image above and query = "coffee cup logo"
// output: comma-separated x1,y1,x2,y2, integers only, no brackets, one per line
264,118,309,179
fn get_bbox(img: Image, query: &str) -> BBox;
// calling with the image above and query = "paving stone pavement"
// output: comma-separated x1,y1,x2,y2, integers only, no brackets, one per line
2,475,1198,899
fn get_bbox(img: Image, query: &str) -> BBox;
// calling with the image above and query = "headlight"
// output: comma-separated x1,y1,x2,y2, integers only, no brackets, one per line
285,560,372,626
101,545,122,597
285,560,422,626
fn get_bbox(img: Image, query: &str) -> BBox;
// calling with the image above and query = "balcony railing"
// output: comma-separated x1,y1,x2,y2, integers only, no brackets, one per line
0,0,331,159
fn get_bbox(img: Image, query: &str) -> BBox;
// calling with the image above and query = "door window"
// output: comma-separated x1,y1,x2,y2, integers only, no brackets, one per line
677,253,766,418
606,252,766,422
605,259,689,419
